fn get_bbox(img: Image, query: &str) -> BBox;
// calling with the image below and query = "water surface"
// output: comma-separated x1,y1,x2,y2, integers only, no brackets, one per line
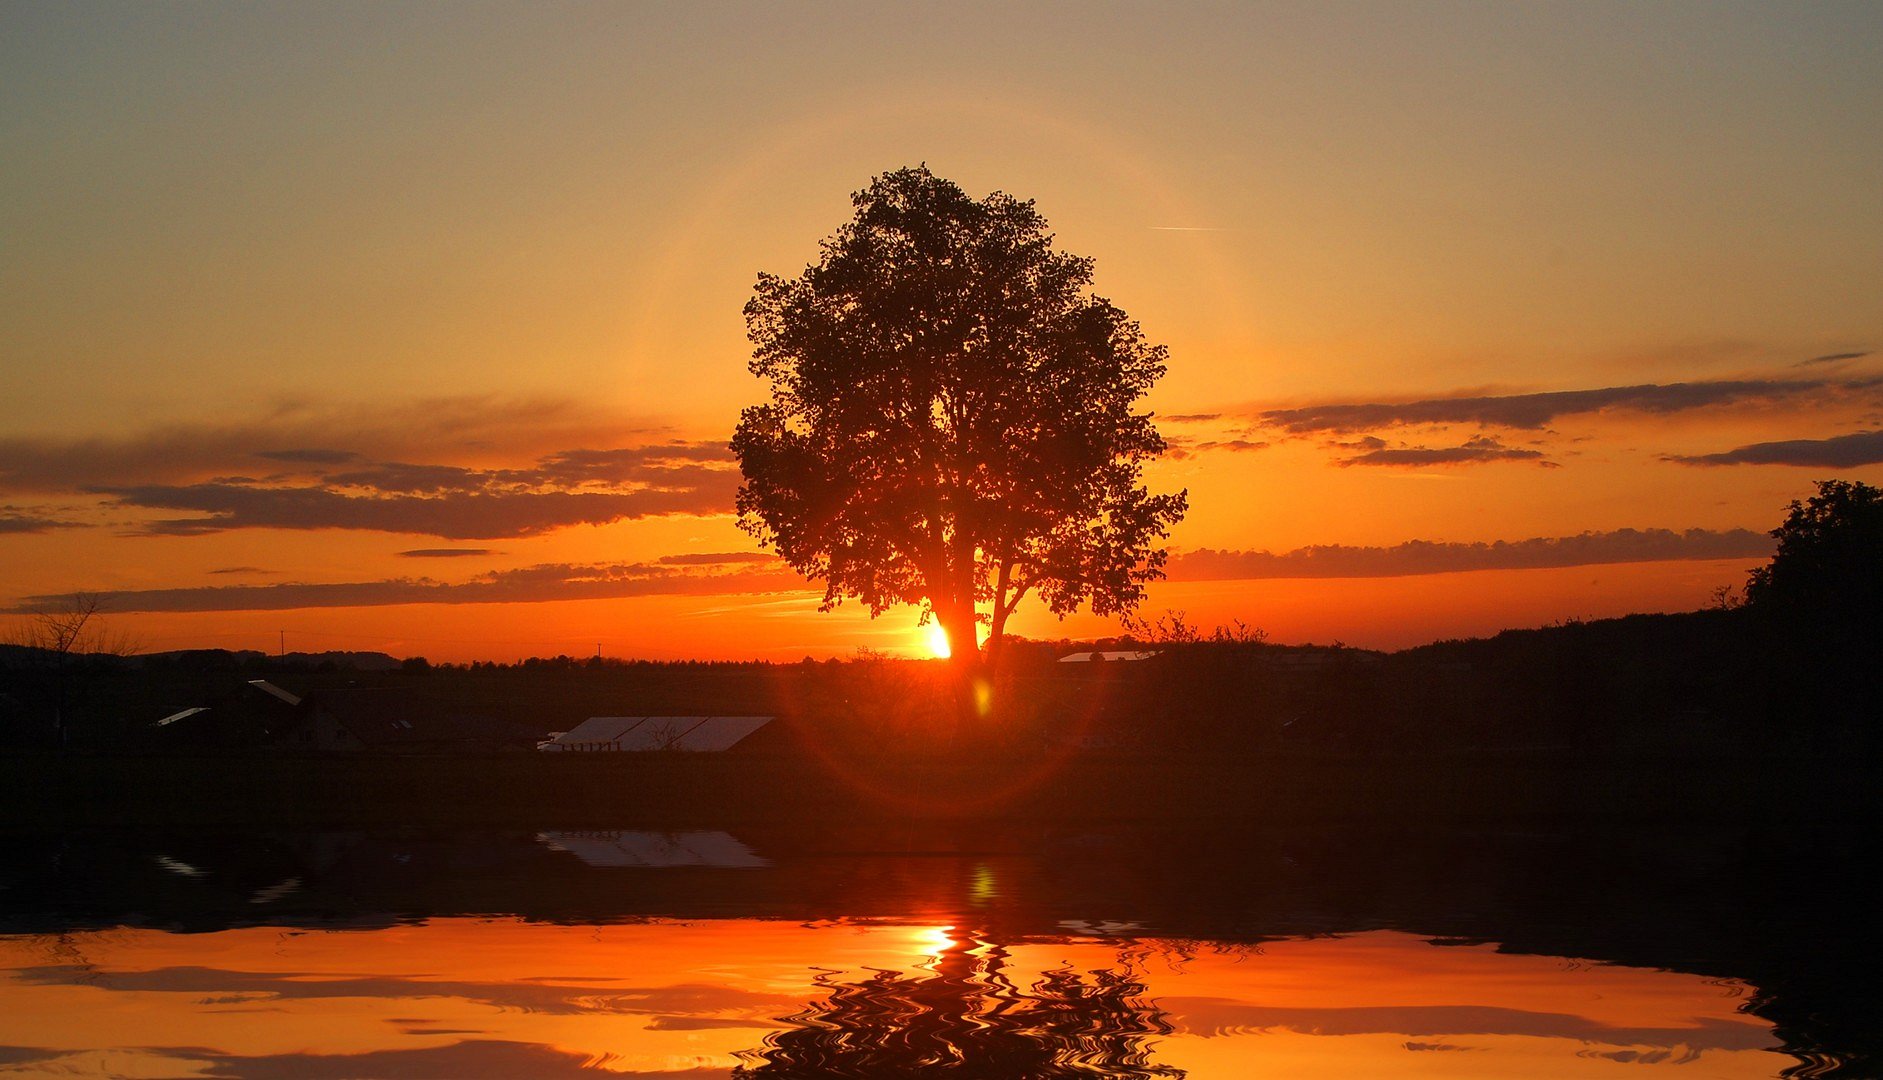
0,825,1869,1077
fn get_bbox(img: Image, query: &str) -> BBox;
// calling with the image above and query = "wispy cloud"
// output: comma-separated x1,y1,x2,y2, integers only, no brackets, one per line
1165,436,1269,460
1666,429,1883,468
398,548,496,558
656,552,777,566
1257,379,1829,435
1169,527,1770,581
5,560,805,614
105,478,737,540
1798,351,1870,366
83,440,739,540
254,448,361,465
1335,435,1552,468
0,396,648,492
0,506,84,534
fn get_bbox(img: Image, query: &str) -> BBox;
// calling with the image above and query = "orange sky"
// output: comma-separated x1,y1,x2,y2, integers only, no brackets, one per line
3,3,1881,661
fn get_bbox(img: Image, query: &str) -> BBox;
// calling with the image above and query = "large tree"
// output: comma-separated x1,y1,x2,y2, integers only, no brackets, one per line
732,166,1186,674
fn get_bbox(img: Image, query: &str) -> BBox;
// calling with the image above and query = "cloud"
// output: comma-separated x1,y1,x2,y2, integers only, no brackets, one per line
6,560,808,614
398,548,496,558
1665,430,1883,468
206,566,274,575
1335,435,1551,468
254,448,360,464
657,552,778,566
1168,527,1771,581
1161,413,1222,424
0,396,648,492
105,482,737,540
1799,351,1869,366
0,506,83,534
1257,379,1826,435
1165,437,1269,460
88,440,741,540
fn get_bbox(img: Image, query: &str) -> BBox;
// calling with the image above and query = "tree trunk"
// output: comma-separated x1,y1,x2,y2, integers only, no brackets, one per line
936,603,985,738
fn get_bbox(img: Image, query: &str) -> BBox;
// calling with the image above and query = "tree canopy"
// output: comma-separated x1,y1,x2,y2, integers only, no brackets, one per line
1745,478,1883,623
731,166,1186,669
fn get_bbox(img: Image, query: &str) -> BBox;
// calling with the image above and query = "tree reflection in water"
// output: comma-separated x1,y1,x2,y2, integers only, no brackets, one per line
734,925,1185,1078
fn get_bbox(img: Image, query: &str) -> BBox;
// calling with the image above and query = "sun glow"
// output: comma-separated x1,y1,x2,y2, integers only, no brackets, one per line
923,622,952,660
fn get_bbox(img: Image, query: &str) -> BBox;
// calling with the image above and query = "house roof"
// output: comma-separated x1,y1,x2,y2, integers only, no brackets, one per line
546,715,773,751
538,830,769,868
155,707,210,727
246,679,302,706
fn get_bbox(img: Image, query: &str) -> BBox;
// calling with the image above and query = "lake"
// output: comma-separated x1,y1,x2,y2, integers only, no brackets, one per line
0,823,1872,1077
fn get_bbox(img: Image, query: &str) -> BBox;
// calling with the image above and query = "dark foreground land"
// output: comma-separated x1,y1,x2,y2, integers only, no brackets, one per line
2,600,1879,827
3,743,1877,830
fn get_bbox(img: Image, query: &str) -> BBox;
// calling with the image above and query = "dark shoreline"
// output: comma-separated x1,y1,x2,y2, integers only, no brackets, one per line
5,748,1873,828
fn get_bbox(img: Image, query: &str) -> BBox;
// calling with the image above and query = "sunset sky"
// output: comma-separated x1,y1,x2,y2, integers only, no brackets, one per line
4,1,1881,661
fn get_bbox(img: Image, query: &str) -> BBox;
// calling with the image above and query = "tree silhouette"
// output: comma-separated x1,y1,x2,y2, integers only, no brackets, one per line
732,167,1186,684
732,926,1184,1078
6,591,133,749
1745,479,1882,622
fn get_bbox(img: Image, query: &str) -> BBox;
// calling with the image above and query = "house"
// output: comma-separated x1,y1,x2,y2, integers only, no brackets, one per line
143,678,307,748
538,715,774,752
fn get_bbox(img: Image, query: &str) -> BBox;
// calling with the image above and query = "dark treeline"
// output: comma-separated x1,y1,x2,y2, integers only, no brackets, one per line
0,604,1874,760
1,479,1876,767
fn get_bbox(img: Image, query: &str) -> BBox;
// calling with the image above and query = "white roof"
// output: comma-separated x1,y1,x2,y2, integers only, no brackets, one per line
538,830,769,868
155,707,209,727
247,679,302,706
1057,650,1158,663
544,715,773,751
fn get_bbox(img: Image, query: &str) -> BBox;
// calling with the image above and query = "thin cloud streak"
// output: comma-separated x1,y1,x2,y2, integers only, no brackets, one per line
1165,437,1268,460
0,397,660,492
1258,379,1828,435
90,440,740,539
105,481,738,540
1169,528,1771,581
1666,430,1883,468
6,562,808,614
0,508,83,534
1336,435,1552,468
656,552,778,566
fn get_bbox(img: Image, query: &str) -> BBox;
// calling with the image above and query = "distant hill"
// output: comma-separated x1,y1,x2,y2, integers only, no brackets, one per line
135,649,404,672
0,644,401,672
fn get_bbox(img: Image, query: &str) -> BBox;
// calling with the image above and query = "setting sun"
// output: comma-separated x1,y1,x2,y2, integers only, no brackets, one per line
923,622,952,660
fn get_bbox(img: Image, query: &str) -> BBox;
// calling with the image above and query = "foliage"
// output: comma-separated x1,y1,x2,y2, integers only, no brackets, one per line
1744,479,1883,620
732,166,1186,667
